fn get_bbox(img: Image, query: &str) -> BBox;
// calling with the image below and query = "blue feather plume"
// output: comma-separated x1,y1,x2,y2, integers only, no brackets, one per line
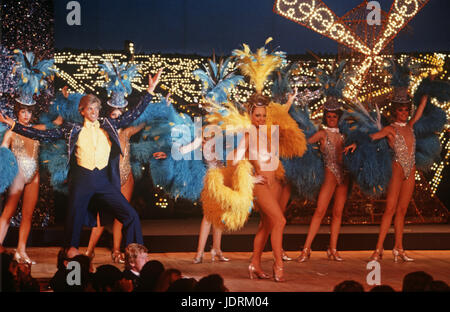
39,140,69,194
13,49,57,98
314,60,347,99
0,147,18,193
193,56,243,105
384,57,420,88
98,61,139,96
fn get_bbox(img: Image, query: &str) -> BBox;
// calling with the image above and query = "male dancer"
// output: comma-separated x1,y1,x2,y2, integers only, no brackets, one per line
0,70,162,258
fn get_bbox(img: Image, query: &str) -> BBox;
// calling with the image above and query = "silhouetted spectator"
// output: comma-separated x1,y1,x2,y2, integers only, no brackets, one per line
334,280,364,292
425,280,450,292
167,278,198,292
93,264,130,292
135,260,165,292
50,252,93,292
402,271,433,292
194,274,228,292
370,285,396,292
1,252,17,292
155,268,182,292
123,243,148,290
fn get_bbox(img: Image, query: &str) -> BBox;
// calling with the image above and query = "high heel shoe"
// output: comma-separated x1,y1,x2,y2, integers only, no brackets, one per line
296,248,311,263
111,250,125,264
272,264,285,282
327,248,344,261
248,264,270,280
282,250,292,261
392,248,414,263
370,249,383,261
85,250,95,260
14,250,36,265
193,252,203,264
211,249,230,262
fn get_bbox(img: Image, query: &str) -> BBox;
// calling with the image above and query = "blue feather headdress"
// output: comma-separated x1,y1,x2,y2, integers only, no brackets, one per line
13,49,57,106
193,55,243,109
384,57,420,104
98,61,140,108
314,60,348,111
270,61,298,104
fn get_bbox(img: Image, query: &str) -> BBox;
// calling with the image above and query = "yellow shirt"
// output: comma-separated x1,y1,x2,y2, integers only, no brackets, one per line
76,120,112,170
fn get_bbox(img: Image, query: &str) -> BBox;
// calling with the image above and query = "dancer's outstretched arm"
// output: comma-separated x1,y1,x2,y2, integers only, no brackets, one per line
307,130,324,144
284,87,298,112
408,95,428,127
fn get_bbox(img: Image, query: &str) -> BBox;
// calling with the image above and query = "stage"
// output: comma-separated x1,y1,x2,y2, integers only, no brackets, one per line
3,218,450,252
15,248,450,292
2,219,449,292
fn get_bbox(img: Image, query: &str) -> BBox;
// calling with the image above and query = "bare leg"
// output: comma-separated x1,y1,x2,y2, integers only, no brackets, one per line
253,183,286,268
0,172,26,245
303,170,337,250
251,212,270,271
394,168,415,250
17,173,39,253
375,163,404,251
329,176,349,250
212,225,222,251
194,216,212,259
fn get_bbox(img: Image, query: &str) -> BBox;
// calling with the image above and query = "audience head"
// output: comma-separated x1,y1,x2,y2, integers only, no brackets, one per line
425,280,450,292
1,252,17,292
136,260,165,292
194,274,228,292
369,285,396,292
155,268,182,292
167,278,198,292
93,264,129,292
125,243,148,272
334,280,365,292
402,271,433,292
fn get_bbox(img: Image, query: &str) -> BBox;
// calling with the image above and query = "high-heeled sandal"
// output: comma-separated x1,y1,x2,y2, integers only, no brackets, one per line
14,250,36,265
272,264,285,282
370,249,383,261
211,249,230,262
392,248,414,263
248,264,270,280
193,252,203,264
85,250,95,260
296,247,311,263
111,250,125,264
282,250,292,261
327,248,344,261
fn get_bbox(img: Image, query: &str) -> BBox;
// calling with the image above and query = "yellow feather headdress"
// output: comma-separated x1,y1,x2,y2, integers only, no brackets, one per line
232,38,286,94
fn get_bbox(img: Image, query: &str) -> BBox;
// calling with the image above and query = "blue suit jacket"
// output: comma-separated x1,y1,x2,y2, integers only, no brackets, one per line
12,92,153,190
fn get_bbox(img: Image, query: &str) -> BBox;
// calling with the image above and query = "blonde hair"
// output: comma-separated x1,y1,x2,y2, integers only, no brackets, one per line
78,94,101,113
124,243,148,270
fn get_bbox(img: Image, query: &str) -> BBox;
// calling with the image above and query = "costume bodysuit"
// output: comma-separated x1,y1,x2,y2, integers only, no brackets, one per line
392,124,416,179
321,128,344,185
11,132,39,184
118,130,132,186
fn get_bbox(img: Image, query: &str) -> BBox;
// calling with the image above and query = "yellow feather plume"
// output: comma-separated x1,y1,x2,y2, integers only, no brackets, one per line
266,102,307,158
206,102,252,134
234,44,283,94
201,161,254,231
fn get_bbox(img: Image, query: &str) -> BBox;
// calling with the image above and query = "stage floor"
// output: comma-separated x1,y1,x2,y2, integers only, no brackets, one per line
20,247,450,292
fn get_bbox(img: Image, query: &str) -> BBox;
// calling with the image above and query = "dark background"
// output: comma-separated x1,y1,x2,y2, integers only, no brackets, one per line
55,0,450,55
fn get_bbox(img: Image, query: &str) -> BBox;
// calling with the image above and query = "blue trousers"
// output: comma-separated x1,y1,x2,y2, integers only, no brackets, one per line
64,165,143,248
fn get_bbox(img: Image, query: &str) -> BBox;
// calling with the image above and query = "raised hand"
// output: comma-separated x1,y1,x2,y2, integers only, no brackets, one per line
343,143,357,155
147,68,163,94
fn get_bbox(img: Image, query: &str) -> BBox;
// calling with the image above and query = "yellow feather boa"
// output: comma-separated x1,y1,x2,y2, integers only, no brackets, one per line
266,102,307,159
201,160,254,231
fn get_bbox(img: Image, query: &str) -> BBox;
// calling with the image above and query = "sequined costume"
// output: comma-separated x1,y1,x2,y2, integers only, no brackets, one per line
118,129,132,186
11,132,39,184
321,128,344,185
392,125,416,179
